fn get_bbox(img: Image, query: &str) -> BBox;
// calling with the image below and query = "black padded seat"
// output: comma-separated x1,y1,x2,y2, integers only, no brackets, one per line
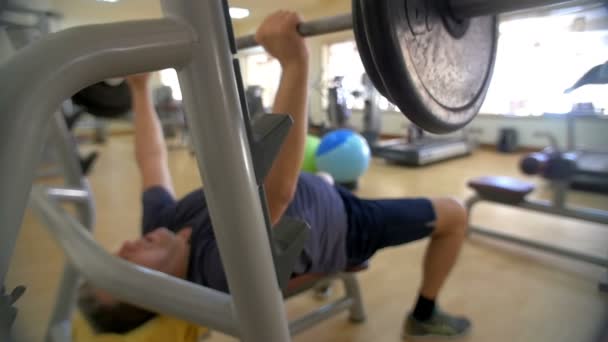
468,176,535,204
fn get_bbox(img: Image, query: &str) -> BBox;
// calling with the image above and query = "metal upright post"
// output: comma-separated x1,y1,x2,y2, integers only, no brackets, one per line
161,0,291,341
553,181,568,209
45,109,96,342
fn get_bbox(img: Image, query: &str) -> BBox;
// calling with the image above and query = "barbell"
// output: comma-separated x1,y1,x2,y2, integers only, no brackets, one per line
238,0,593,133
76,0,592,131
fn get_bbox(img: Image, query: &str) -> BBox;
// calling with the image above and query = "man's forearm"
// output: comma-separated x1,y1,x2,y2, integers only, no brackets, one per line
132,88,166,165
265,62,309,223
131,84,174,194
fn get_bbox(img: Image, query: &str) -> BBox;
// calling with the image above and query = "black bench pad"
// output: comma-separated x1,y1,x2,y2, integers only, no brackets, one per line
468,176,535,204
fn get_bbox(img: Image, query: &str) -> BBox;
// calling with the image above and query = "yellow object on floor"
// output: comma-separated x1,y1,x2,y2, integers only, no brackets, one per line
72,313,210,342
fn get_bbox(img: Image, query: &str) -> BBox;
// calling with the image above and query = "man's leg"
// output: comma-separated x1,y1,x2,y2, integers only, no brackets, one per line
335,186,470,339
420,198,467,300
406,198,470,339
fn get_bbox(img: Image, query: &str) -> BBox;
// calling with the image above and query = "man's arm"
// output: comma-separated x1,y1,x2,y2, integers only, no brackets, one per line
256,11,310,225
126,74,175,196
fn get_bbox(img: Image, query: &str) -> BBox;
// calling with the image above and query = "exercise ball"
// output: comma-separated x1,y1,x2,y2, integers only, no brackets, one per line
315,129,370,183
302,135,321,172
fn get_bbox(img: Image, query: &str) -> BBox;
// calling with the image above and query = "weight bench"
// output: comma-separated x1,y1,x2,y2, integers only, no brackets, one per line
283,265,367,335
466,176,608,292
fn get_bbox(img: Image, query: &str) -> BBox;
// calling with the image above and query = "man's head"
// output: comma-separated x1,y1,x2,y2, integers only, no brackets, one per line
117,227,192,278
78,227,192,334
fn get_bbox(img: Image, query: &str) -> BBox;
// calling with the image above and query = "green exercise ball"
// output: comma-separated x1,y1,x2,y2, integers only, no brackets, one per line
302,135,321,172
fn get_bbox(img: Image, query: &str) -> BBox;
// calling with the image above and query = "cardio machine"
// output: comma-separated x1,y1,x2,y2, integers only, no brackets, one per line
561,62,608,194
565,112,608,194
358,73,474,166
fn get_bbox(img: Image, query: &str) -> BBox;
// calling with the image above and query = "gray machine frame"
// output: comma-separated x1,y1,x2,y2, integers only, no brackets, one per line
467,180,608,291
1,0,604,341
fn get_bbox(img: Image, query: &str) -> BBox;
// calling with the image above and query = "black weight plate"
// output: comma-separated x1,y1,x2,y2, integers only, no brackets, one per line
352,0,391,101
72,81,132,119
360,0,498,133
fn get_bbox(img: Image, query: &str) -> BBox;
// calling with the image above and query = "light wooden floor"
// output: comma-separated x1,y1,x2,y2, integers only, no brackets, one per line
7,136,608,342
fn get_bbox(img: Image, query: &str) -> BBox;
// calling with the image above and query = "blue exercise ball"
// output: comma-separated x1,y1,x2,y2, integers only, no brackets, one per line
315,129,371,183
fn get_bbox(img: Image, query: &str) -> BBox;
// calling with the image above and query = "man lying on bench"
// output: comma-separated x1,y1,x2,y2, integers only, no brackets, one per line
79,10,471,340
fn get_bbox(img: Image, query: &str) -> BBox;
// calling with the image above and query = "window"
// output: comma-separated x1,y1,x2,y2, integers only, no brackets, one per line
243,52,281,109
159,69,182,101
480,10,608,116
159,53,282,109
323,40,398,111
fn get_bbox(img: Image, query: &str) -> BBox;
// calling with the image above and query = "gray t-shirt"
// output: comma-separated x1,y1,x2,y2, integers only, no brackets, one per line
141,173,348,293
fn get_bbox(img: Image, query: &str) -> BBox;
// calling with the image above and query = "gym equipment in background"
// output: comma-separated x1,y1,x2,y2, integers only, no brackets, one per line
326,76,353,130
466,132,608,292
245,85,266,121
154,85,189,149
316,129,371,190
570,148,608,194
372,124,473,166
565,112,608,195
358,73,382,146
358,73,473,166
72,80,132,119
565,61,607,94
497,128,519,153
2,0,605,341
308,75,354,135
562,63,608,194
302,135,321,173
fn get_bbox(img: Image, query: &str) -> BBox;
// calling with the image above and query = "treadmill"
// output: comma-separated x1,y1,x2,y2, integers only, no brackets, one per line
373,135,473,166
359,74,473,166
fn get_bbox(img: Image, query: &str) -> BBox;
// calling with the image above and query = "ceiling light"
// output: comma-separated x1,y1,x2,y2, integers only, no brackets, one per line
229,7,250,19
96,0,120,3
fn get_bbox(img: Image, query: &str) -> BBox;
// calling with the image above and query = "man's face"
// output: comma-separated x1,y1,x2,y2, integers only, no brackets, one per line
89,227,192,307
117,227,192,278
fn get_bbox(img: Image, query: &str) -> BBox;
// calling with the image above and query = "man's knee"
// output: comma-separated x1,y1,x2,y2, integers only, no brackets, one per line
431,197,467,236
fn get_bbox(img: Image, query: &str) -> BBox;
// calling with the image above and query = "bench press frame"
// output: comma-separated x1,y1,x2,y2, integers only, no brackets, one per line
466,180,608,292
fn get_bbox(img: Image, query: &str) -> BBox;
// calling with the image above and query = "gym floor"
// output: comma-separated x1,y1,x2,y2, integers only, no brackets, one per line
7,136,608,342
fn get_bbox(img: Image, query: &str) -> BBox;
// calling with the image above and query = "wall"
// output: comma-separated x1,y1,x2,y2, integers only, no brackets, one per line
468,114,608,150
51,0,162,29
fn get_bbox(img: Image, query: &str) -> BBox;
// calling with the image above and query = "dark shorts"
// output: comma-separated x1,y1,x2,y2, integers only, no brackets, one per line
335,186,436,267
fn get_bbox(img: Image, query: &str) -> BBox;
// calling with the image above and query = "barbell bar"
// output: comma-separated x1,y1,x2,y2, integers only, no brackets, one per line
236,14,353,49
237,0,584,50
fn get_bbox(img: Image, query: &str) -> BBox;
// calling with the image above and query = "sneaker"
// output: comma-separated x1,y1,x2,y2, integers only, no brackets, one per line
403,308,471,340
